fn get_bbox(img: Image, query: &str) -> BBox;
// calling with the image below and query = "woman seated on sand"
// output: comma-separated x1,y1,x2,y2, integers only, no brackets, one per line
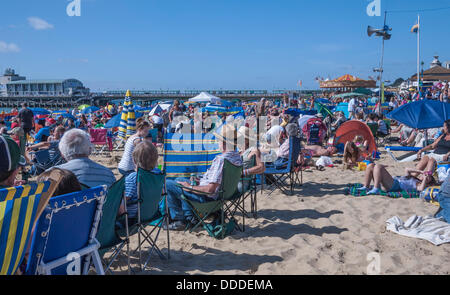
343,135,369,169
358,164,437,195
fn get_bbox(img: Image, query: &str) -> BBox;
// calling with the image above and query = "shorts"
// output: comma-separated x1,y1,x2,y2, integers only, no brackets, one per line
427,153,446,162
389,179,402,192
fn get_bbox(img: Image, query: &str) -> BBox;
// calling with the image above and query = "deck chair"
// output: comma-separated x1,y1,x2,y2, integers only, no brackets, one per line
163,133,221,179
177,160,243,239
127,168,167,271
264,136,302,196
89,128,111,155
385,146,422,163
0,169,63,275
25,185,107,275
95,177,132,274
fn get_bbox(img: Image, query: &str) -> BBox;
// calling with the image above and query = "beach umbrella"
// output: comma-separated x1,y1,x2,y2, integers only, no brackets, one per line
105,113,122,129
354,88,373,95
333,92,367,99
81,106,100,114
117,90,136,139
386,99,450,129
78,104,90,110
30,108,51,115
315,102,334,118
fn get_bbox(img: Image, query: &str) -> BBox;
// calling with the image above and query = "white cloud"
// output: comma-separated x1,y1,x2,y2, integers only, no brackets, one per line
0,41,20,53
28,17,54,30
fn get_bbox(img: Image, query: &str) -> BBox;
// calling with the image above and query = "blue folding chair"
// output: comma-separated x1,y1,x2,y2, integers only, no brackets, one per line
264,136,302,196
163,133,221,179
25,185,107,275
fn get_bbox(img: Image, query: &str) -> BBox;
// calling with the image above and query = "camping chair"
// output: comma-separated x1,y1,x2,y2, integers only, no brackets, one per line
29,147,66,176
95,177,132,274
89,128,112,155
233,155,259,226
177,159,243,239
0,170,63,275
25,185,107,275
127,168,168,271
264,136,302,196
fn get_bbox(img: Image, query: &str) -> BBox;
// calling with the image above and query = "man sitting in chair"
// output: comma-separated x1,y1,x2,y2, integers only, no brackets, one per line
165,124,243,231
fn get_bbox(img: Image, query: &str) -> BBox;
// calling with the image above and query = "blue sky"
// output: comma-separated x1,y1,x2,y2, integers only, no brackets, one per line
0,0,449,91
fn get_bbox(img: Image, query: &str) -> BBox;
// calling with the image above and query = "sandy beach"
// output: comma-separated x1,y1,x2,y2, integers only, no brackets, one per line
94,147,450,275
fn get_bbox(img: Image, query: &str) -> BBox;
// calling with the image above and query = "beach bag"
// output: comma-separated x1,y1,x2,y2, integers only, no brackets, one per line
203,218,236,240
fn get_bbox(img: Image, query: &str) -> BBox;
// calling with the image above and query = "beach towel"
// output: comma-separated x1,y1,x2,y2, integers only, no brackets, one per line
344,183,421,199
386,215,450,246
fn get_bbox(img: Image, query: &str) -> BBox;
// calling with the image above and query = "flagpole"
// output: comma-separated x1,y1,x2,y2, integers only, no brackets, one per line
417,14,420,94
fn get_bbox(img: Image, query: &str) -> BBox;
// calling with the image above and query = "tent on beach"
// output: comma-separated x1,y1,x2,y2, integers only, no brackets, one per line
334,120,377,154
188,92,223,105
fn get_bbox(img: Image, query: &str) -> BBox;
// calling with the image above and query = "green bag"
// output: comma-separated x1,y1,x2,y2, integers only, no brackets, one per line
203,218,237,239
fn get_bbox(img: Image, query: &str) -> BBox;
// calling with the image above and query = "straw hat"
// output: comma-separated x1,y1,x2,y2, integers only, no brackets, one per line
214,123,238,146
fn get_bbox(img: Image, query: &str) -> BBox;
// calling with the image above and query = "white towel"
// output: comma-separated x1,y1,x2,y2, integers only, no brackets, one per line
386,215,450,246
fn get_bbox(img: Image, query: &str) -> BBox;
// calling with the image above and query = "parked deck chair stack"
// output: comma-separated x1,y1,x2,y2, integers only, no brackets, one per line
177,159,243,239
25,185,107,275
0,169,62,275
264,136,302,196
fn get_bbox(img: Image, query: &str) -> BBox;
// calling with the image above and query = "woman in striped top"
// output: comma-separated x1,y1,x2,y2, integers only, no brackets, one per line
118,118,152,176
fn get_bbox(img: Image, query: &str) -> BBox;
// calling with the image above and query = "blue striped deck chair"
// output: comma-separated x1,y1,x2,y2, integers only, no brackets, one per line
25,185,107,275
163,133,222,180
264,136,302,196
0,181,54,275
385,146,422,163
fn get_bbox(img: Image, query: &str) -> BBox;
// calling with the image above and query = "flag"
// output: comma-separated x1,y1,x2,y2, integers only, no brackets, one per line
411,23,419,33
298,80,302,87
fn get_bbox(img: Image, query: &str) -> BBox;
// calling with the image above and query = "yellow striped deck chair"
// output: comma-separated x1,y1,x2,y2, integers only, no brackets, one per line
0,170,62,275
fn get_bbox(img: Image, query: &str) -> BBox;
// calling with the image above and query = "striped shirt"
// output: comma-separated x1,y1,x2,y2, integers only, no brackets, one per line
118,136,143,172
55,157,116,188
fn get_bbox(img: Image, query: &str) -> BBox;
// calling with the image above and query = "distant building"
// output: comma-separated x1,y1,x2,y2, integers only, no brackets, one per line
401,56,450,90
445,61,450,70
0,68,89,97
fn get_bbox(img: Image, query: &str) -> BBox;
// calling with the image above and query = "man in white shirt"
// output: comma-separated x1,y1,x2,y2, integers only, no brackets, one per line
348,97,356,119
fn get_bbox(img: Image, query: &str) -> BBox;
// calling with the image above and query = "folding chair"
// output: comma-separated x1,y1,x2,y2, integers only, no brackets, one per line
96,177,132,274
177,159,243,239
25,185,107,275
128,168,168,271
89,128,111,155
264,136,302,196
0,175,61,275
385,146,422,163
29,148,66,176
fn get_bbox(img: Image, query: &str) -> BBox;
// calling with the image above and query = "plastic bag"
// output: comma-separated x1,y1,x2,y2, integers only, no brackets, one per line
316,156,333,168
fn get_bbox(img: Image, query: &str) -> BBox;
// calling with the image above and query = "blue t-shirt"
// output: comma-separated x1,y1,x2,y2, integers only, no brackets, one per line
125,168,162,218
34,127,50,143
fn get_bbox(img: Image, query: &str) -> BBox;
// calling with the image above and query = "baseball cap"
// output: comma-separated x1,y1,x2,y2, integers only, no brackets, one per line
45,117,56,125
0,135,26,174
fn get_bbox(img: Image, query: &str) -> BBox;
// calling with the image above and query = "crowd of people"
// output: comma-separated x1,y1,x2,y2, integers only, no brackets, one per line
0,86,449,240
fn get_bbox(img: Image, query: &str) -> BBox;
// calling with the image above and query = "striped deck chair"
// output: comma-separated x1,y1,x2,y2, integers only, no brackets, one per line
0,170,63,275
25,185,107,275
163,133,222,179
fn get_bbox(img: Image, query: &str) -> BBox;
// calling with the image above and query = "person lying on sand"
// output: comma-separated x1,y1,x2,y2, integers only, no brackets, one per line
358,164,437,195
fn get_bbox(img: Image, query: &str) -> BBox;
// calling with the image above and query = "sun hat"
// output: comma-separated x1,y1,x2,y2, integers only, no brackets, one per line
213,123,239,146
0,135,26,174
7,127,25,138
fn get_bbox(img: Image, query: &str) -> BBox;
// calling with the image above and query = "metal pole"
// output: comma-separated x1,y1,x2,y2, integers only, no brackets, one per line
417,14,420,94
378,11,387,110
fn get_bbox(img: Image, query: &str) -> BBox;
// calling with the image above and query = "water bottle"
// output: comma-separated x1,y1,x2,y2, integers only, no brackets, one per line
190,173,196,186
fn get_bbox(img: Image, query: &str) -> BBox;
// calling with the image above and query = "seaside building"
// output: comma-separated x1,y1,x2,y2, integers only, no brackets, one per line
400,56,450,90
0,68,89,97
